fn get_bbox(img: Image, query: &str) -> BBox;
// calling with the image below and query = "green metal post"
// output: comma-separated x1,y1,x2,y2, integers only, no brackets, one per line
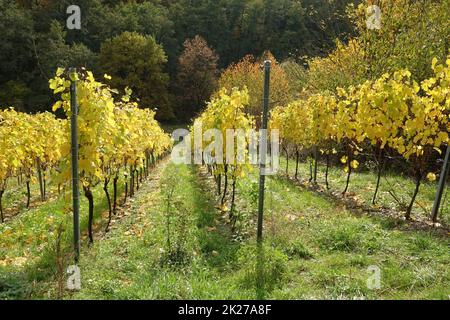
70,68,80,262
431,145,450,223
257,60,271,244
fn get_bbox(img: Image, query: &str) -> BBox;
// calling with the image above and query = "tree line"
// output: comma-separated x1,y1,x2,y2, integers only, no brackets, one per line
0,0,358,121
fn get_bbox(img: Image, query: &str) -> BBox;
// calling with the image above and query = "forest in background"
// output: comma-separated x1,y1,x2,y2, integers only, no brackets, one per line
1,0,449,122
1,0,358,120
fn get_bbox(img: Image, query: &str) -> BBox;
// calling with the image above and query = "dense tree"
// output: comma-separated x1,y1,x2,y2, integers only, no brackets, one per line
0,0,34,109
31,21,97,111
281,59,308,99
166,0,358,69
218,52,291,121
175,36,219,121
350,0,450,82
304,39,366,94
35,21,96,80
285,0,450,96
99,31,172,120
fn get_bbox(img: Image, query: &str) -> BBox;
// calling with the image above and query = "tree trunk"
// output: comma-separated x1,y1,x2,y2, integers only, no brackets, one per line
113,176,118,214
313,146,318,184
406,173,422,220
372,149,384,205
221,166,229,205
135,169,139,191
84,186,94,244
217,174,222,196
130,167,134,197
284,147,289,177
104,178,112,232
230,178,237,214
26,180,31,208
295,149,299,180
43,171,47,199
124,180,128,204
37,161,44,201
325,154,330,190
309,156,313,182
0,190,4,223
342,148,352,195
143,159,147,178
230,178,237,230
18,170,22,186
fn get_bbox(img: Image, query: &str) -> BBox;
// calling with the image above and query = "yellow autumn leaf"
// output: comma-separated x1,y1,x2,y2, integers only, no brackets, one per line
350,160,359,169
426,172,437,182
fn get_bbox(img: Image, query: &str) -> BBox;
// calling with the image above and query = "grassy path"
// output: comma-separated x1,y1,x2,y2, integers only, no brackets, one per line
72,162,246,299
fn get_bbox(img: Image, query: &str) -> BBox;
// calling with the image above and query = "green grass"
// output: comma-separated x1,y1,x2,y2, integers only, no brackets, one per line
1,175,53,221
67,161,449,300
279,157,450,225
71,162,247,299
0,172,128,299
1,158,449,300
250,171,449,299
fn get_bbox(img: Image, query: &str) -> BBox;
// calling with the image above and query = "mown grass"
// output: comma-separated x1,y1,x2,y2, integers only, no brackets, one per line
72,163,248,299
67,161,449,300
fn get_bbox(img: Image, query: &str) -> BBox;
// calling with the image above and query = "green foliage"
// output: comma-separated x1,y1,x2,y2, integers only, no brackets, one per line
299,0,450,94
167,0,356,67
350,0,450,82
0,81,32,110
236,244,288,292
0,0,35,111
281,60,309,98
0,271,31,299
36,21,97,79
0,0,34,84
99,32,172,120
304,39,367,93
282,240,314,260
159,165,191,266
316,219,386,253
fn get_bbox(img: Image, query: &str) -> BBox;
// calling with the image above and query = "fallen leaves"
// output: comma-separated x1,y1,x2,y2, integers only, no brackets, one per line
216,204,229,212
0,255,29,267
